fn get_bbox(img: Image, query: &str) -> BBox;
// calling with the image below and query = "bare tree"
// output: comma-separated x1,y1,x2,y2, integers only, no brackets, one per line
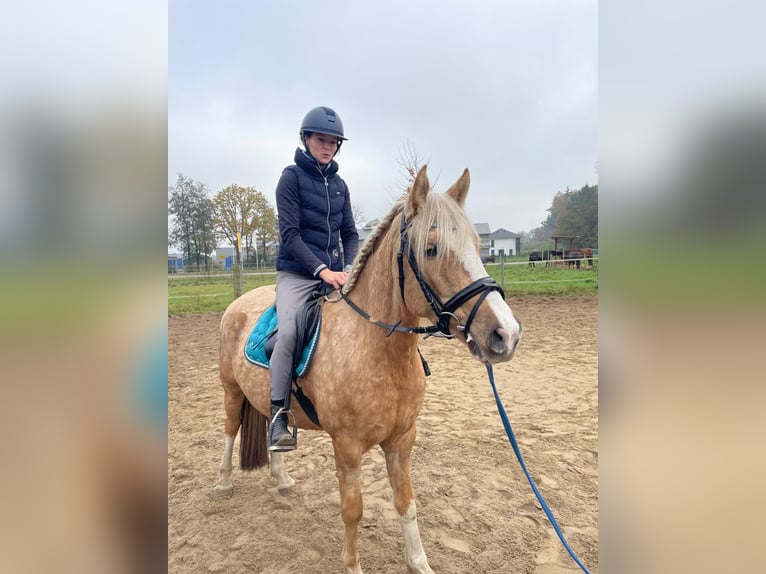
393,140,436,198
351,204,365,228
396,139,424,192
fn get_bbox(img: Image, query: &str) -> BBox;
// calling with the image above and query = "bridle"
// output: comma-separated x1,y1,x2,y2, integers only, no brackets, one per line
339,212,505,339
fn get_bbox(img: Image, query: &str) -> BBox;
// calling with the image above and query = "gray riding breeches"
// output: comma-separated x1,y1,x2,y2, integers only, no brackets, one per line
269,271,323,404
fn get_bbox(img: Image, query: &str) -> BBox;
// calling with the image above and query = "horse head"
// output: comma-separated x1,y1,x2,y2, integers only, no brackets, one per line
400,165,522,363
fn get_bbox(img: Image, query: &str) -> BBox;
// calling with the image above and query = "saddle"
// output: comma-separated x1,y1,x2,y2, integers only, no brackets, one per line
244,287,327,426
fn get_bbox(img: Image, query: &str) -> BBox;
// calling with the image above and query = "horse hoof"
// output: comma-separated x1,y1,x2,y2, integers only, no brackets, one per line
212,484,234,499
277,476,296,492
277,483,295,496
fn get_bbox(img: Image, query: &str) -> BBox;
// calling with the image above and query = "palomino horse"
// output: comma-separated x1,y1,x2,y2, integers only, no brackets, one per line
214,166,522,574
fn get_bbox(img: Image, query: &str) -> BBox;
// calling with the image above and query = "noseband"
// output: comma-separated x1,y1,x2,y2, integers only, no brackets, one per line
396,213,505,337
340,213,505,339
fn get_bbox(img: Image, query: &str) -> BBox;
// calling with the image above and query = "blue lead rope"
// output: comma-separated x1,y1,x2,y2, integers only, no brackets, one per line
486,364,591,574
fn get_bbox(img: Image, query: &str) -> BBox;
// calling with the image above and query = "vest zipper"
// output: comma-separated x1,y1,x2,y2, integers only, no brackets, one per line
317,165,332,264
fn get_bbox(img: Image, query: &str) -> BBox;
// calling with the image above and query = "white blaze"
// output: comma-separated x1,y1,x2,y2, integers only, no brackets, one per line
459,240,522,339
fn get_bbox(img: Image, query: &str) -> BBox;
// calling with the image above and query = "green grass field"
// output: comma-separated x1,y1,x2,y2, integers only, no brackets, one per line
168,273,277,315
486,259,598,296
168,259,597,316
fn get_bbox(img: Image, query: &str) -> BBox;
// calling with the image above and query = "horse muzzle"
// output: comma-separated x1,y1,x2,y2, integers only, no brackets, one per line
465,320,522,364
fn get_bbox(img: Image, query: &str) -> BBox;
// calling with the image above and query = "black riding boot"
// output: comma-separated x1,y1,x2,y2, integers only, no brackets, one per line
268,402,296,452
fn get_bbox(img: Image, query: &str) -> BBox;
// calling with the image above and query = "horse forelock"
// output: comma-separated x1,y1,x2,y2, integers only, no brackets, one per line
407,192,479,272
343,192,479,294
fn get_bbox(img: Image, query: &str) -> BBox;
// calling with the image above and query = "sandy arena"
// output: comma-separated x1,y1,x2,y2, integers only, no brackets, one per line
169,296,598,574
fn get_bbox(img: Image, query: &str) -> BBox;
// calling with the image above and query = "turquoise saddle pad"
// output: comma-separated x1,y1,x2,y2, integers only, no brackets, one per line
244,304,322,377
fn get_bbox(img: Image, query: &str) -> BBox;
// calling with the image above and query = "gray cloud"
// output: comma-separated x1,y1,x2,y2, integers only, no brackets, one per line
169,0,597,234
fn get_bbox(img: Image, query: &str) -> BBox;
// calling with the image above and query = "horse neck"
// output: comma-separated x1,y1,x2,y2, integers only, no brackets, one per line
347,225,421,343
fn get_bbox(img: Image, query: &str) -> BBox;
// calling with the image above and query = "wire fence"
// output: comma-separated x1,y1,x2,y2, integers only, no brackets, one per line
491,256,599,267
168,257,598,300
168,270,277,280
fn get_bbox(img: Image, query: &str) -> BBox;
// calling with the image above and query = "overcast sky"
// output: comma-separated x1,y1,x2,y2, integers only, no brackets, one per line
169,0,597,236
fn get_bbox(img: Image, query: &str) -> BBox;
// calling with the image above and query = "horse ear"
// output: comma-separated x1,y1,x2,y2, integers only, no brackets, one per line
445,168,470,207
406,165,430,217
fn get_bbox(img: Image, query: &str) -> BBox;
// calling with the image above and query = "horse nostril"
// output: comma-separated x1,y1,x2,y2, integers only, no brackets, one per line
489,328,510,355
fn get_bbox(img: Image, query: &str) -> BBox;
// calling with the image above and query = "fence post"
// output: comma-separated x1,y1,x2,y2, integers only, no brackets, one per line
500,254,505,292
233,232,244,298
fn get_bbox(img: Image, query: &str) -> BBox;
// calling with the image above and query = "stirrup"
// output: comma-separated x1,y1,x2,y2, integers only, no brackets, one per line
267,407,298,452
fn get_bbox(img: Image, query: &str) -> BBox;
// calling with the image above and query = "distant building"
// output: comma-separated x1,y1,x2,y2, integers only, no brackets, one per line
488,228,521,256
354,220,518,260
168,253,184,273
474,223,492,259
357,218,381,246
214,246,236,265
357,226,373,245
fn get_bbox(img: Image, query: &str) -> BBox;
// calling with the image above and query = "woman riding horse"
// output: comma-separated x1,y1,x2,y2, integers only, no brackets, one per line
268,106,359,452
215,166,522,574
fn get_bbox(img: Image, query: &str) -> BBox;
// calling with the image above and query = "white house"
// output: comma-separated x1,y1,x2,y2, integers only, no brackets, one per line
488,228,521,256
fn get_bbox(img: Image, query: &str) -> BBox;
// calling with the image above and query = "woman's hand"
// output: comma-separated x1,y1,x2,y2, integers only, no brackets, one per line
319,268,348,290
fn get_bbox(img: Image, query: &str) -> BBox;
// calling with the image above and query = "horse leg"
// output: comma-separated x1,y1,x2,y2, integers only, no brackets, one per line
214,310,247,498
270,451,296,492
332,438,365,574
213,383,243,498
382,432,434,574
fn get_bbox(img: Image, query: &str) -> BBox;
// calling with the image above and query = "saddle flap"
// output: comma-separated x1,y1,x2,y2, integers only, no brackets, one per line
244,299,324,378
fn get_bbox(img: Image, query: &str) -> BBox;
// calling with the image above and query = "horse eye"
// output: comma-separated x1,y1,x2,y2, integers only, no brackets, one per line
425,245,438,257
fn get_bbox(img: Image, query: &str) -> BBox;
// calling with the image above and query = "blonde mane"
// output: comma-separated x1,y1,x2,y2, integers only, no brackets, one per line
343,190,479,295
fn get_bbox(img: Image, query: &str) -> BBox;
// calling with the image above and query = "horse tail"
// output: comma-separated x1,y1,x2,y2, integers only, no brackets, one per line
239,398,269,470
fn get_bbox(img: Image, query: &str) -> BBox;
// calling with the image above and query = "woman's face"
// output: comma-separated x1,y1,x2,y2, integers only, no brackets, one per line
305,132,339,166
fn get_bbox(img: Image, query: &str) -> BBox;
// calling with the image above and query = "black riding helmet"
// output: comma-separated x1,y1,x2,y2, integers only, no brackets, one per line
300,106,347,140
300,106,347,157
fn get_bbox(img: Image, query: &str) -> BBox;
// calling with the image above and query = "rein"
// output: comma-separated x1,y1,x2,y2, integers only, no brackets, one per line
338,291,440,337
338,208,590,572
339,212,505,340
486,363,592,574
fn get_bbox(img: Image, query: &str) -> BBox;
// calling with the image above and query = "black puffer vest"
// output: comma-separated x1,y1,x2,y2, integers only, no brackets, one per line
275,148,357,276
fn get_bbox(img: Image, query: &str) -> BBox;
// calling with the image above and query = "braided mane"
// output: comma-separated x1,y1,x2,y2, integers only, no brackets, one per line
343,199,405,295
